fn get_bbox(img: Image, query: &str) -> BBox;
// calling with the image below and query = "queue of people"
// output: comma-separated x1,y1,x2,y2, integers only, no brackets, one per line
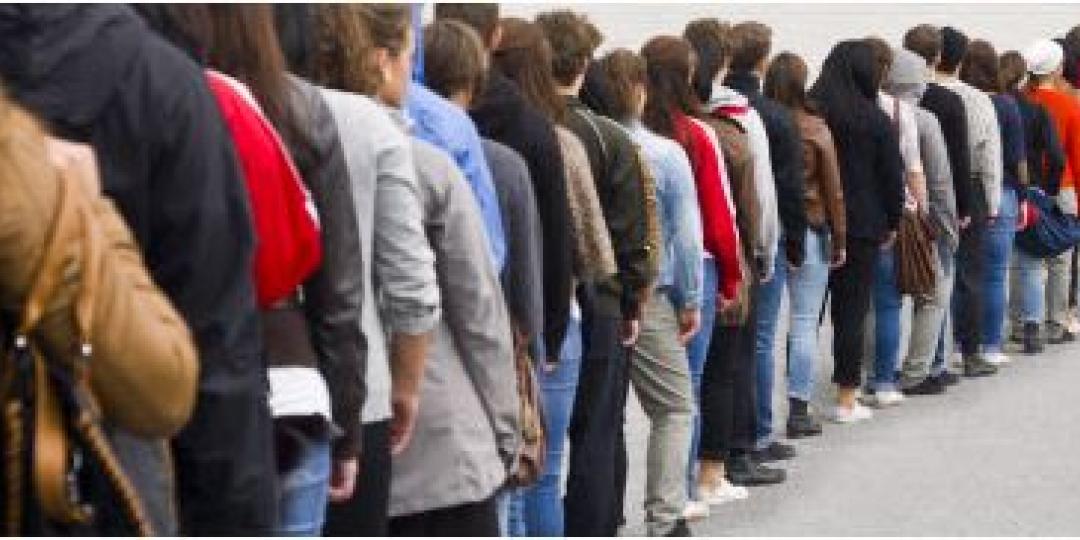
1,3,1079,537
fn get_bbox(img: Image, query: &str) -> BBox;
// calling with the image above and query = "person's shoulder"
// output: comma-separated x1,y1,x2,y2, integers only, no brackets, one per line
482,138,527,175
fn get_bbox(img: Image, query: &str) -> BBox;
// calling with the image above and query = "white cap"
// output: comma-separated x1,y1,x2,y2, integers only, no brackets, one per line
1023,39,1064,76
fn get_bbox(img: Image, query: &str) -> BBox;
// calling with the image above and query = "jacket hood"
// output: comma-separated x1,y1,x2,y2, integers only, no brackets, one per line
0,4,142,134
705,84,751,115
470,71,531,134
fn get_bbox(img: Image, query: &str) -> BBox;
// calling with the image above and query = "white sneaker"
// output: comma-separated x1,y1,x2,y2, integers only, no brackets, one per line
865,390,906,408
984,351,1012,366
682,499,711,521
700,479,750,506
831,402,874,424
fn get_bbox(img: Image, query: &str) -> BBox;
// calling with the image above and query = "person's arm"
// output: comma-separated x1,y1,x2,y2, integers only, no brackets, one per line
373,128,440,454
768,107,808,267
817,125,847,259
602,120,654,320
939,93,974,222
1042,107,1066,195
981,96,1004,217
876,116,906,236
900,103,928,209
1066,110,1080,193
295,90,366,464
686,121,742,301
665,143,705,313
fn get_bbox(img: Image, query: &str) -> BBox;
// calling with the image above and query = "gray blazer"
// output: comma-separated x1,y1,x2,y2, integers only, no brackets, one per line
482,139,544,340
389,138,520,517
320,88,441,424
915,106,960,252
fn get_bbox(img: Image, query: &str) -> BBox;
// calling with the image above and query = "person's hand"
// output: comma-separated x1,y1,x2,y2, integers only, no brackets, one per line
328,458,359,503
677,309,701,346
45,137,101,196
619,318,641,346
389,391,420,455
716,294,736,314
880,230,898,251
987,213,998,226
830,248,847,269
959,216,972,230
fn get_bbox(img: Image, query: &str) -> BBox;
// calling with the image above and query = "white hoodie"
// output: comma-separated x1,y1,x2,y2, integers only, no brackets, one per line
705,83,781,275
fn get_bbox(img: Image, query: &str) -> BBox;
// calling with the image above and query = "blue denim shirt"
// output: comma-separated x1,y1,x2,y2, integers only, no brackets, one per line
624,120,704,310
406,83,506,271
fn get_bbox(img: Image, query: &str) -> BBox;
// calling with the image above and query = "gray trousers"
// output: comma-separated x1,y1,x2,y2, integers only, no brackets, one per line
629,294,693,535
1047,189,1078,326
901,240,956,387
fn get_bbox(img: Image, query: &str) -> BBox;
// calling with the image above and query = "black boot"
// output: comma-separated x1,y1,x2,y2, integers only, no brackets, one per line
1023,322,1044,355
726,451,786,486
786,398,822,438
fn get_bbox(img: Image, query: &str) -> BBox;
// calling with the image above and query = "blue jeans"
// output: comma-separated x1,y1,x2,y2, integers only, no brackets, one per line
1012,246,1045,324
512,316,582,537
277,433,331,536
870,244,903,392
983,188,1019,352
685,258,717,495
785,230,832,402
754,247,786,448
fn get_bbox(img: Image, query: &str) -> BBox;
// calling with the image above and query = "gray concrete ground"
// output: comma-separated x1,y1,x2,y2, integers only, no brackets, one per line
619,325,1080,536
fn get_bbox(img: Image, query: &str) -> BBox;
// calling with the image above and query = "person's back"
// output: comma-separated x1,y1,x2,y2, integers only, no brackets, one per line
388,137,518,536
1028,85,1080,191
920,83,975,220
1013,95,1065,195
0,5,274,534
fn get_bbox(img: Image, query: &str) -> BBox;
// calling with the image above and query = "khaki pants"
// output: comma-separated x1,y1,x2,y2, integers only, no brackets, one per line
1047,188,1077,326
630,294,694,535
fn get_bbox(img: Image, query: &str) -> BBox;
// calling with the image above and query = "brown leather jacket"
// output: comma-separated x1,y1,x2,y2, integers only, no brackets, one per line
797,111,846,254
701,115,759,326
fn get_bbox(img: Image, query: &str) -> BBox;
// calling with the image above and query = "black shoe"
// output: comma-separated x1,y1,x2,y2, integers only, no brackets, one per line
902,376,946,396
1046,322,1076,345
663,519,692,537
752,441,797,463
936,371,961,386
786,413,823,438
963,355,999,377
1023,322,1045,355
727,453,786,486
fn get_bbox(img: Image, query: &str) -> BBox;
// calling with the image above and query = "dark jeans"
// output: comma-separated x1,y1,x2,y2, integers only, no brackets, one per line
563,287,631,537
953,217,987,355
699,286,759,461
388,497,500,537
324,420,390,536
829,237,880,388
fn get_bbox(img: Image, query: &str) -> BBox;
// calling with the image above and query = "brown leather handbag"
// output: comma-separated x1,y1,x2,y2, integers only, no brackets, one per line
895,208,938,298
506,329,547,488
0,101,199,535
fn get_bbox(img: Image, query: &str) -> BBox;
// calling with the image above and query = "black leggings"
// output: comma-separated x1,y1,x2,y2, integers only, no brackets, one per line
698,287,758,460
388,497,500,537
829,237,880,388
324,420,391,536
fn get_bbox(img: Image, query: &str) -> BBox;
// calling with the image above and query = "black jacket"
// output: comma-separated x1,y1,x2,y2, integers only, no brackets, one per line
1014,93,1066,195
921,83,976,220
471,72,573,359
563,96,654,320
0,5,276,535
724,71,808,266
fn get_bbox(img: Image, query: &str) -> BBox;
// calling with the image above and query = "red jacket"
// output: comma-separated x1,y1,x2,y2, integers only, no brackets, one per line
673,112,742,301
206,70,322,307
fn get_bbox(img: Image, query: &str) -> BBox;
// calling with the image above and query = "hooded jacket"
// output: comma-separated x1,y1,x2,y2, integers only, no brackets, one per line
724,71,808,266
471,72,573,360
0,5,275,534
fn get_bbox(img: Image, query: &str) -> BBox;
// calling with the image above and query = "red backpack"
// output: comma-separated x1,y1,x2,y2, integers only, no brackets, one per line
206,70,322,308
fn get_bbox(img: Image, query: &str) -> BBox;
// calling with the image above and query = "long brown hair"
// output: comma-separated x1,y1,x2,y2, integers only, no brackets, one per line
641,35,699,140
492,17,566,123
765,51,817,115
308,4,379,95
961,39,1001,93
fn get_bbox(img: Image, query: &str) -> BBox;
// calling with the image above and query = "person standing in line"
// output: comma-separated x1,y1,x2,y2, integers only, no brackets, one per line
935,26,1004,377
809,40,904,423
1000,50,1066,355
903,24,975,389
763,52,847,433
0,5,276,534
278,5,442,535
585,47,707,535
1024,39,1080,346
724,21,808,464
962,39,1028,366
350,5,519,535
535,10,658,536
862,37,927,409
682,18,776,497
885,49,964,395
